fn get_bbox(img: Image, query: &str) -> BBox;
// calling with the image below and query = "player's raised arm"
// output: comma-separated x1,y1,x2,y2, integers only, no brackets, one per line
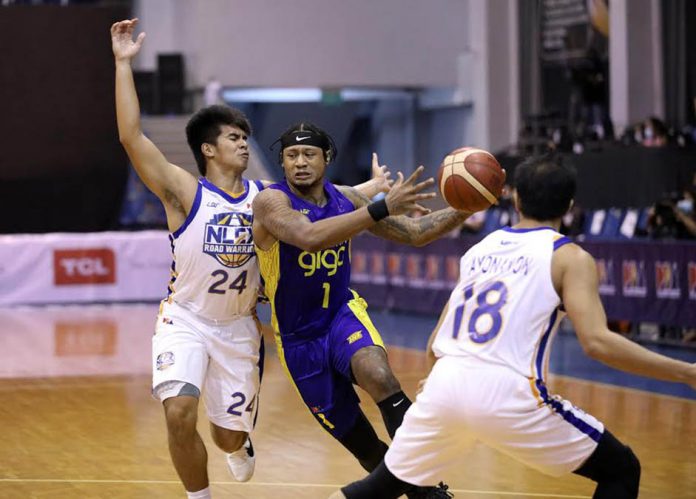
557,244,696,388
252,167,435,252
112,19,194,204
351,153,393,199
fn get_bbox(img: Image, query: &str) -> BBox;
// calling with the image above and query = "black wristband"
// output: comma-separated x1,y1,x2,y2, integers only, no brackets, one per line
367,198,390,222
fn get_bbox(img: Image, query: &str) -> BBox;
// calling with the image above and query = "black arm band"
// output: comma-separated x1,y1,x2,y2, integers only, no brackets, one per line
367,198,390,222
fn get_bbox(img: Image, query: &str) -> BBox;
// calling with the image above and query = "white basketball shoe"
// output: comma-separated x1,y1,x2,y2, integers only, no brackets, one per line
226,437,255,482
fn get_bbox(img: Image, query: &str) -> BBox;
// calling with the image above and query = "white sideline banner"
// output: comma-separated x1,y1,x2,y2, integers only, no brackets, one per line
0,231,172,305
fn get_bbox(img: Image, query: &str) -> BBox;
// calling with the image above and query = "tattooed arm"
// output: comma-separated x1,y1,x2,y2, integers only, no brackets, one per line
338,185,471,247
254,167,436,252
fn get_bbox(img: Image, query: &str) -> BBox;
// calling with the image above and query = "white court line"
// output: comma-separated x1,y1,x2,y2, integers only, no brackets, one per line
0,478,590,498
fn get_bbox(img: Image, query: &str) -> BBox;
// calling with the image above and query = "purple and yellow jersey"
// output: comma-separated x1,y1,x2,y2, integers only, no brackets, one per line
256,180,355,343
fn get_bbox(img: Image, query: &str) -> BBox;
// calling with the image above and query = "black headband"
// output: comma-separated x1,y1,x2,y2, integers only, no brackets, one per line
280,131,330,151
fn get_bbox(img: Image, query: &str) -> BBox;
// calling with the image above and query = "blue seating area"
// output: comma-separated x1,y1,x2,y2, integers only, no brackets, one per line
476,205,655,240
580,207,653,239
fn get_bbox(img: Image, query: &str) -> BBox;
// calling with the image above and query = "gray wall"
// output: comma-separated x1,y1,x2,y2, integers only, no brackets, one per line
135,0,471,88
610,0,664,133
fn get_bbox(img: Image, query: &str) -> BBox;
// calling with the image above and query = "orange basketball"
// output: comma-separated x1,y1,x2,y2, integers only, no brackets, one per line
437,147,506,212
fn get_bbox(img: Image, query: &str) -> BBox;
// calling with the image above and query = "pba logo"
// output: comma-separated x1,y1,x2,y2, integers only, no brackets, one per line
352,251,367,274
370,252,385,276
621,260,647,298
445,256,460,283
203,212,254,268
406,254,422,280
689,262,696,300
425,255,442,281
387,253,403,276
655,261,681,299
54,248,116,285
596,258,616,296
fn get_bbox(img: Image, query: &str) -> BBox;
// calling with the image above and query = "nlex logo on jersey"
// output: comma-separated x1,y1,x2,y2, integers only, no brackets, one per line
203,212,254,267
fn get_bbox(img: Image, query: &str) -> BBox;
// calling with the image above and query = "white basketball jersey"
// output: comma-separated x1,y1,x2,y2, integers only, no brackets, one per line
164,178,263,321
432,226,571,381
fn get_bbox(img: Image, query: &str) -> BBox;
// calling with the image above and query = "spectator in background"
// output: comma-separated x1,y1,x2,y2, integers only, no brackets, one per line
647,186,696,240
672,187,696,239
641,117,668,148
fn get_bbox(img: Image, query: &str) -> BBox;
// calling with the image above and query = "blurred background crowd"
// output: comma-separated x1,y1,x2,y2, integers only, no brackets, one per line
1,0,695,346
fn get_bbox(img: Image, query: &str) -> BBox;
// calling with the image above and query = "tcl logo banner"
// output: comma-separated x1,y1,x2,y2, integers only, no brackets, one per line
54,248,116,285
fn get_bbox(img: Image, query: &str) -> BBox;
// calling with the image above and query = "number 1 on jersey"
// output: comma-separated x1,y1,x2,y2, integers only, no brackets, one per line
322,282,331,308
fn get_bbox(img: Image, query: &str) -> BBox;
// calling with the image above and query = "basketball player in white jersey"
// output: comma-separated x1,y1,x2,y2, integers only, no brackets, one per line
111,19,390,499
331,155,696,499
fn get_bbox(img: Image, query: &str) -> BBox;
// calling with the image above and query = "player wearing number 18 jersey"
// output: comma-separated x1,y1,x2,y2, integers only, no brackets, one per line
334,155,696,499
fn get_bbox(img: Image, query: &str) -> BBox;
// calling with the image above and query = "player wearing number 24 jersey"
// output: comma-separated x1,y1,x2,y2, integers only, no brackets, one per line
112,18,392,499
333,155,696,499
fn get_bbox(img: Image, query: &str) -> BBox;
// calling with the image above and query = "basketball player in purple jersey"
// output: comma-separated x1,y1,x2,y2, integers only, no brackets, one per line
112,20,391,499
253,122,476,498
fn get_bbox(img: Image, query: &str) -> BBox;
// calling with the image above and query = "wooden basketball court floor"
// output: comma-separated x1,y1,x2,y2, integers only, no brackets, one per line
0,304,694,499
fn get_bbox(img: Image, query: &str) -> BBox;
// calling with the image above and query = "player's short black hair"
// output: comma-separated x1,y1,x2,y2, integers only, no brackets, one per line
185,105,252,176
513,154,577,221
273,122,338,164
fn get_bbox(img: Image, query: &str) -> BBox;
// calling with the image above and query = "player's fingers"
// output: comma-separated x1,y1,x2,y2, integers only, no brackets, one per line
412,177,435,191
393,171,404,187
135,31,146,47
371,152,379,173
412,203,432,215
414,192,437,201
404,165,425,184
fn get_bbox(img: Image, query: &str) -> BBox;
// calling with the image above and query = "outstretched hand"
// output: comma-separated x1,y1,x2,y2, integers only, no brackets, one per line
111,18,145,61
371,153,393,194
383,166,435,217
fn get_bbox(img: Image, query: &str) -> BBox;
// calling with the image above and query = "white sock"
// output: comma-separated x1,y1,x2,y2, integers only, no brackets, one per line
187,486,212,499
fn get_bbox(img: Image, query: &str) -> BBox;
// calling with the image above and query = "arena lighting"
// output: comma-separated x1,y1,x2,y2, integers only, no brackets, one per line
221,87,413,103
222,88,322,103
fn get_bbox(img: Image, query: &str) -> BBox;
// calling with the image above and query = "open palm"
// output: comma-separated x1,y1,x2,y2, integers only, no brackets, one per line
111,18,145,61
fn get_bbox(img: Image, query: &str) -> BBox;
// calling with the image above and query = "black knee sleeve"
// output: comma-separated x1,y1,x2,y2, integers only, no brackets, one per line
574,430,641,499
338,411,389,472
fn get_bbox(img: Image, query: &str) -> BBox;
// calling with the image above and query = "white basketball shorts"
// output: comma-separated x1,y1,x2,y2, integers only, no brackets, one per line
385,355,604,485
152,300,262,433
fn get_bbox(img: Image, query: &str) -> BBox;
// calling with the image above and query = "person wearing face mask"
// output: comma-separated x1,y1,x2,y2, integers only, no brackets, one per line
672,188,696,238
641,117,668,148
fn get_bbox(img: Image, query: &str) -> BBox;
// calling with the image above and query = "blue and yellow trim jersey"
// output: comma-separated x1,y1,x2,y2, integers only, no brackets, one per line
256,180,355,344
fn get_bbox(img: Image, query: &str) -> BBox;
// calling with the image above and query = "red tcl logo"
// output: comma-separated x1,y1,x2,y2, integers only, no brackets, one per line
54,248,116,285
